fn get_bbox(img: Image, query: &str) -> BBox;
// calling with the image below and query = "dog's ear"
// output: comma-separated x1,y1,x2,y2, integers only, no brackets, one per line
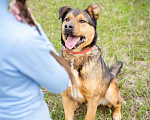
86,4,100,20
59,6,71,19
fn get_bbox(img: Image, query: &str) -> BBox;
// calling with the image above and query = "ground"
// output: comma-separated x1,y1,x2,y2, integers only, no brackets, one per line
28,0,150,119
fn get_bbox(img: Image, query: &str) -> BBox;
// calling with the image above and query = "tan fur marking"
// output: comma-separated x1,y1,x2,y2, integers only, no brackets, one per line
86,4,100,20
65,13,74,20
76,14,86,21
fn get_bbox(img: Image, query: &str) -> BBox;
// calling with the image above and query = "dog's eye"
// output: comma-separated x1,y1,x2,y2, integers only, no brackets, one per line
65,18,70,21
79,20,86,23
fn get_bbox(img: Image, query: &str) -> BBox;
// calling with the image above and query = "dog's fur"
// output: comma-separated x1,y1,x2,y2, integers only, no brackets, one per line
59,4,123,120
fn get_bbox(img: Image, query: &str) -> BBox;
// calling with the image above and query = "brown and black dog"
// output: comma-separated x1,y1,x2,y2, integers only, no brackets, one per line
59,4,123,120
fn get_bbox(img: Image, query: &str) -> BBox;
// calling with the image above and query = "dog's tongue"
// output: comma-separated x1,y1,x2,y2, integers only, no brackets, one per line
65,35,80,49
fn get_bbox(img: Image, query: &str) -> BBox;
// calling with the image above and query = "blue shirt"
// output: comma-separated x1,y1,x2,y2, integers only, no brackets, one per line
0,0,70,120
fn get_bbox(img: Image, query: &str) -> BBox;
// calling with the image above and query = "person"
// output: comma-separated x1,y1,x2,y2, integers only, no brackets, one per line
0,0,70,120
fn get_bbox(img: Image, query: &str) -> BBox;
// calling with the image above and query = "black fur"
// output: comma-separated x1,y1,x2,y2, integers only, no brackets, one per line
61,9,72,23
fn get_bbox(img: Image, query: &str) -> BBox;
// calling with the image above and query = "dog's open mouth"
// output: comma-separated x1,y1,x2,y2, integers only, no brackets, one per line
65,34,85,49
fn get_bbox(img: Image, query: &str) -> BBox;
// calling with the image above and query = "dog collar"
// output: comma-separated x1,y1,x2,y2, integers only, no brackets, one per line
66,47,93,54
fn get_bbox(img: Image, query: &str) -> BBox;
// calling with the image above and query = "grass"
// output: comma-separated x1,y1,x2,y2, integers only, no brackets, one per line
28,0,150,119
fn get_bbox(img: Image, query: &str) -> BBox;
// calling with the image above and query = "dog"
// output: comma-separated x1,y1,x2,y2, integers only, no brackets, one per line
59,4,123,120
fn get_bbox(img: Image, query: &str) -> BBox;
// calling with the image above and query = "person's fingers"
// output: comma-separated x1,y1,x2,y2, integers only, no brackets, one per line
10,9,22,21
15,15,22,21
9,1,20,15
9,0,21,21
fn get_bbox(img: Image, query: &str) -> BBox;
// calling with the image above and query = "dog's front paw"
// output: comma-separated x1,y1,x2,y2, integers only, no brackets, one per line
113,111,121,120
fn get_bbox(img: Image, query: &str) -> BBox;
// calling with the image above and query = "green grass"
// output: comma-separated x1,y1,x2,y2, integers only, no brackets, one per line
28,0,150,119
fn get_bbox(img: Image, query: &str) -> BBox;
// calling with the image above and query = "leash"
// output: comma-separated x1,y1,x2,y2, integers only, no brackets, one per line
66,47,93,54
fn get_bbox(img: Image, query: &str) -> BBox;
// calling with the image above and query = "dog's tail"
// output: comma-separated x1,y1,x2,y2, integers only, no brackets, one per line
109,61,123,77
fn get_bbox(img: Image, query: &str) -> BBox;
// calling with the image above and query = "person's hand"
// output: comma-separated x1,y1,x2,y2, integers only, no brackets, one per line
9,0,21,21
9,0,37,25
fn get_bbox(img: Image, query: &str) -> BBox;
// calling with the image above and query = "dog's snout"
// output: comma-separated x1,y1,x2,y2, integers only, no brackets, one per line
64,23,74,31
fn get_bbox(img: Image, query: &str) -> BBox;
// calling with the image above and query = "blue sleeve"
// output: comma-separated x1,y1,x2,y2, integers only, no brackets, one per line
37,24,49,41
15,26,70,94
37,23,53,47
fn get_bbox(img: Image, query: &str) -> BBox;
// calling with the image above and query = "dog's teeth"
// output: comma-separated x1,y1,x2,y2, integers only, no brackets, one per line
83,38,85,41
78,37,80,41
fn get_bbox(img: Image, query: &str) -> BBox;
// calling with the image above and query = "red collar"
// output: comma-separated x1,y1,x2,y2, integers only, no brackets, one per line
66,47,93,54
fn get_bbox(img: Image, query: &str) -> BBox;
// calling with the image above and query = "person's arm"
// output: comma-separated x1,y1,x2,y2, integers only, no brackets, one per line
14,28,70,94
9,0,70,93
36,23,51,44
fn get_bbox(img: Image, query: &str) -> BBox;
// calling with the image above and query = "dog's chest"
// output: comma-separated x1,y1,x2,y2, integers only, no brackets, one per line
68,58,85,102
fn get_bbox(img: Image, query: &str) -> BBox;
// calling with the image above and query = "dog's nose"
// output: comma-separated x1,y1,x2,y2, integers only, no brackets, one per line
64,23,74,31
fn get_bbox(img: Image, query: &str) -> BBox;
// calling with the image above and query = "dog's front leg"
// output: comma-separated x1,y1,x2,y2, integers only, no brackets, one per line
62,92,75,120
85,96,100,120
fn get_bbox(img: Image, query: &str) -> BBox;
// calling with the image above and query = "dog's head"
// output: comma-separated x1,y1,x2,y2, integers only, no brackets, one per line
59,4,100,52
